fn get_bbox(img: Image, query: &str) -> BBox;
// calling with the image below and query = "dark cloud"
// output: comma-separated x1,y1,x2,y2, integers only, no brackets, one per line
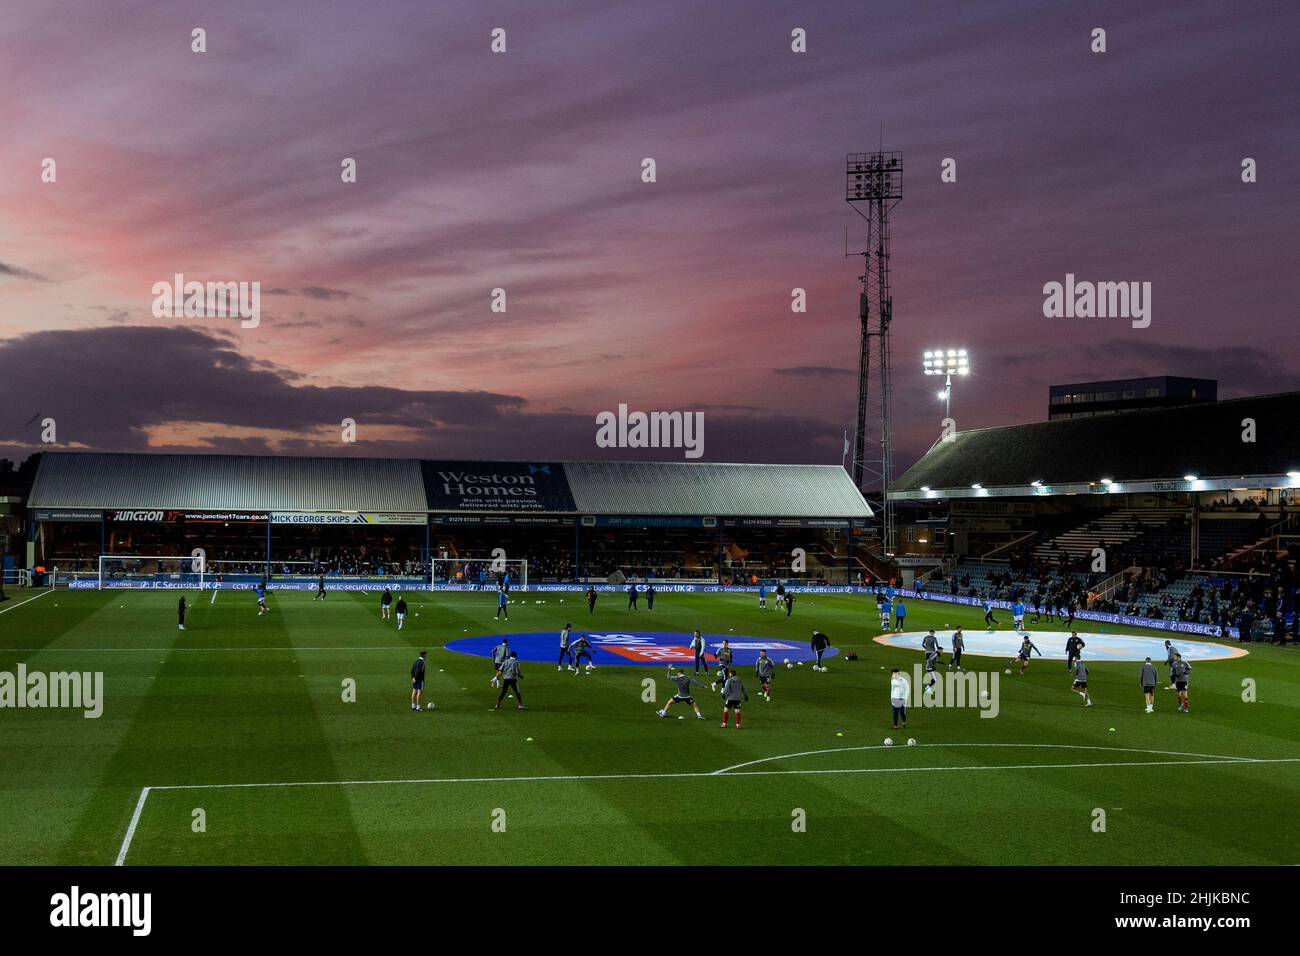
0,326,846,464
0,261,48,282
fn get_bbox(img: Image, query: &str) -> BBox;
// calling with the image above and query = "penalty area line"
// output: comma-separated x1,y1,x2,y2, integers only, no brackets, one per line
113,752,1300,864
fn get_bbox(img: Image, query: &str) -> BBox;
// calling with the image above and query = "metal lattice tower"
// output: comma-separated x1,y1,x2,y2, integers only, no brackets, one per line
846,150,902,558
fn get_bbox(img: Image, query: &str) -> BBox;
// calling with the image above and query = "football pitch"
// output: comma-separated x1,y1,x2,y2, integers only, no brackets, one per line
2,588,1298,866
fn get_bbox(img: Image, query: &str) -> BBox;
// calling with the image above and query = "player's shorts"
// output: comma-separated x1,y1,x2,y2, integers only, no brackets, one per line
1175,681,1187,691
258,599,267,607
724,699,742,709
396,612,405,621
1018,652,1030,660
1142,685,1156,694
412,680,424,690
673,695,694,705
1072,680,1087,689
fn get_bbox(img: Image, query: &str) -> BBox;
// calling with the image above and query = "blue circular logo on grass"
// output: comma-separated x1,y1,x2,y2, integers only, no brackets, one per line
444,631,834,666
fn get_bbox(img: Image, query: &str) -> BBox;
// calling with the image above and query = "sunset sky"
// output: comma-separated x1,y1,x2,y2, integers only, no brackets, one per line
2,0,1297,472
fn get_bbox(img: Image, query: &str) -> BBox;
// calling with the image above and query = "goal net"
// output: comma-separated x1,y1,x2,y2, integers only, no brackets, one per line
431,557,528,590
98,554,208,589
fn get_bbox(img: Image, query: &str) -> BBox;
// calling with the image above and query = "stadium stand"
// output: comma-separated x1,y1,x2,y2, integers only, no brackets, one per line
22,452,872,588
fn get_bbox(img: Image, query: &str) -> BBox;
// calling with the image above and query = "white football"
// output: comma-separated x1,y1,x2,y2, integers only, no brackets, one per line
883,737,894,746
783,658,790,664
786,663,793,669
907,738,916,746
1005,669,1011,674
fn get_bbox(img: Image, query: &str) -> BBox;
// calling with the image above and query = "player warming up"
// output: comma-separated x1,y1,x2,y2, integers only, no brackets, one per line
921,630,942,693
493,652,526,711
689,630,709,673
711,640,734,691
1171,654,1192,712
810,630,832,671
755,649,775,700
982,596,998,630
490,638,510,687
557,623,574,671
410,650,427,712
720,670,749,729
948,628,965,672
380,586,393,619
1066,634,1086,671
314,573,326,601
1070,659,1093,706
1009,635,1041,675
890,667,909,730
657,667,708,720
255,582,269,616
1140,657,1159,713
495,587,508,620
571,633,596,673
395,596,408,630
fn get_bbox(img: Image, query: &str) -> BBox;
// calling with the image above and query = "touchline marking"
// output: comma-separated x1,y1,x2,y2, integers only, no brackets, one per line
113,747,1300,865
0,588,55,616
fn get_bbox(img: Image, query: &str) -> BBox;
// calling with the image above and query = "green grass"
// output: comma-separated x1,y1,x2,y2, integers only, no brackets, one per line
1,586,1297,865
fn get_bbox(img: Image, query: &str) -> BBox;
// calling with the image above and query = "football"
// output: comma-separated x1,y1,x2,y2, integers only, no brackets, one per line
883,737,894,746
907,738,916,746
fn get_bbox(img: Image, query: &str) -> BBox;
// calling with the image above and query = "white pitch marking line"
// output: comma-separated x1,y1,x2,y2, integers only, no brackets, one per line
710,741,1258,775
0,588,56,615
113,750,1300,865
115,787,152,867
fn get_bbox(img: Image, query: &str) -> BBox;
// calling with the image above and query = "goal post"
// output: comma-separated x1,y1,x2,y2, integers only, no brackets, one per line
98,554,208,589
430,557,528,590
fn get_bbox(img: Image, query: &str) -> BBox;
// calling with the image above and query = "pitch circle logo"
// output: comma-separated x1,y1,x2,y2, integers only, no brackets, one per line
444,631,835,666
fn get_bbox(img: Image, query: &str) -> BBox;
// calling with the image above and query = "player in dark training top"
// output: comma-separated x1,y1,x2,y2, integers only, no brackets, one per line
586,586,597,614
1009,635,1041,675
1065,632,1085,672
314,574,326,601
177,596,187,631
395,596,408,630
410,650,427,712
810,631,831,672
380,586,393,619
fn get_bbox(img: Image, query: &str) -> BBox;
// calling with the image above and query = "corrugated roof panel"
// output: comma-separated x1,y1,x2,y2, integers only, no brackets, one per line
563,461,872,518
29,453,427,512
29,453,872,518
